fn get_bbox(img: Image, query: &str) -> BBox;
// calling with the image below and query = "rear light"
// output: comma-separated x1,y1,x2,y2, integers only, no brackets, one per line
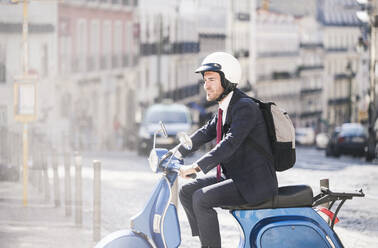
316,207,340,225
337,137,345,143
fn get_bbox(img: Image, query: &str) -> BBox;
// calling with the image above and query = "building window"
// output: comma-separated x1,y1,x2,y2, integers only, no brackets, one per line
124,21,133,67
90,20,100,71
0,105,6,125
0,63,5,83
102,21,111,70
76,19,87,72
41,44,48,77
0,44,5,83
113,21,122,68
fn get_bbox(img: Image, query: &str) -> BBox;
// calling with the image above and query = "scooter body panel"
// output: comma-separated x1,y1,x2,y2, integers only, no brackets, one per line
162,204,181,248
131,175,180,248
232,207,343,248
94,230,152,248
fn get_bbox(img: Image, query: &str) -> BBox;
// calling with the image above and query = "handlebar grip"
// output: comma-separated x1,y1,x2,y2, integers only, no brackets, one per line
187,173,197,179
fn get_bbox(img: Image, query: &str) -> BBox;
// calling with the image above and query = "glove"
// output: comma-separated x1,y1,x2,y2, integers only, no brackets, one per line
179,163,201,179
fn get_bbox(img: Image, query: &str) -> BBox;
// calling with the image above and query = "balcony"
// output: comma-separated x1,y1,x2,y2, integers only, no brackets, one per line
161,83,200,102
300,88,323,95
297,65,324,73
300,110,322,118
328,97,350,105
140,42,199,56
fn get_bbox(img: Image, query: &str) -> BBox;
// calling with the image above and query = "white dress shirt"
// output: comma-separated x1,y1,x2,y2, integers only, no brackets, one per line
218,91,234,126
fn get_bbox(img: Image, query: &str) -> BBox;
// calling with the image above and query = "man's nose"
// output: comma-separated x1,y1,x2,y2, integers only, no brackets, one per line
203,81,210,89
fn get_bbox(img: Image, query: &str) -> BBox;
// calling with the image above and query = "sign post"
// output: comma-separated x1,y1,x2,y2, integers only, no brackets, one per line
14,75,37,207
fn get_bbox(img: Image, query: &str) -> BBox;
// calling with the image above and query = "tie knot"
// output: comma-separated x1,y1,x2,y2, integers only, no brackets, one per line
218,108,223,116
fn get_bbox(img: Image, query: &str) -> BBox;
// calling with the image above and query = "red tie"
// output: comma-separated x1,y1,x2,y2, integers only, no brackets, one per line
216,108,223,181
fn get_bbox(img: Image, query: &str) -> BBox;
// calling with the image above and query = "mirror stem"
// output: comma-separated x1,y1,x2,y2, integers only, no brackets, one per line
166,145,179,166
153,132,157,149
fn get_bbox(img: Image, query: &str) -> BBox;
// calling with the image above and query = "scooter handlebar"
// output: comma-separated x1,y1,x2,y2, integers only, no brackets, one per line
187,173,197,179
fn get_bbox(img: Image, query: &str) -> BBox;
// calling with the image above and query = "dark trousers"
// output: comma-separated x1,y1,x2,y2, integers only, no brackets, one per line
179,175,247,247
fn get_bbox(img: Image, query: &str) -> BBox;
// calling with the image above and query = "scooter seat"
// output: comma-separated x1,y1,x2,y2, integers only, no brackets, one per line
222,185,313,210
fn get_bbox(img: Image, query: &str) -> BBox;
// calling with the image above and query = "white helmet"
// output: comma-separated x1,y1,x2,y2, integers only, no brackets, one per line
195,52,241,85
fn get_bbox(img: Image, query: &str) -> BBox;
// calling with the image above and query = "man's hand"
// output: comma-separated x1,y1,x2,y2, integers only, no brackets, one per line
179,163,201,179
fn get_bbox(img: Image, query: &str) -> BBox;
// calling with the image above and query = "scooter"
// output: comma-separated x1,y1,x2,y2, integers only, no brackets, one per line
95,122,365,248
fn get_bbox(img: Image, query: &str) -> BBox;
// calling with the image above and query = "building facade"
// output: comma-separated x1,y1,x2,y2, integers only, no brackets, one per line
297,16,325,131
138,0,200,107
253,9,302,126
0,2,57,137
318,0,362,128
57,0,139,150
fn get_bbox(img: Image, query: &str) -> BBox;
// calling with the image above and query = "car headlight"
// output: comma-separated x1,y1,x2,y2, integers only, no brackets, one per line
139,126,151,139
148,149,159,173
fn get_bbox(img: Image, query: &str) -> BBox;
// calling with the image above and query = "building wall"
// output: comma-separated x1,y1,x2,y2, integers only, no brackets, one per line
254,10,302,124
323,26,360,127
57,1,139,150
138,1,200,109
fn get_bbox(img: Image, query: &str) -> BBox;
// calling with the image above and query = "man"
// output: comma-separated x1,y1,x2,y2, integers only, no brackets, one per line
177,52,278,248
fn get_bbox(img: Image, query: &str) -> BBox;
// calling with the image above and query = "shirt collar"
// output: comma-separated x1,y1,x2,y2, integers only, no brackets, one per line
219,90,234,112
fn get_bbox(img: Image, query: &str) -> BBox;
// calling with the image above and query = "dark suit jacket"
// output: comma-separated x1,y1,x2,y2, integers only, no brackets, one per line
179,88,278,204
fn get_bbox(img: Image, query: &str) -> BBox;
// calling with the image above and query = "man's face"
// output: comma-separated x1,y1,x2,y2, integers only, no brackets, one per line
203,71,224,102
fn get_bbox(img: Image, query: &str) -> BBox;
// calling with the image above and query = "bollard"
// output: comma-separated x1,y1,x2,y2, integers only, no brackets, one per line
16,133,22,182
93,160,101,241
52,150,61,207
37,143,43,193
64,152,72,217
74,152,83,226
43,146,50,202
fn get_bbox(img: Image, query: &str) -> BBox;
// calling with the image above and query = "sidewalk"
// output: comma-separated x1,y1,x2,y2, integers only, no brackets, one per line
0,180,94,248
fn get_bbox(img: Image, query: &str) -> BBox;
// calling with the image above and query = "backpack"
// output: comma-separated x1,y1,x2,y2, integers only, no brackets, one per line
248,97,296,172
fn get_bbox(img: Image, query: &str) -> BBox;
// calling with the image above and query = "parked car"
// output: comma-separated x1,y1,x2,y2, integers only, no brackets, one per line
325,123,367,157
295,128,315,146
137,103,193,155
315,132,329,150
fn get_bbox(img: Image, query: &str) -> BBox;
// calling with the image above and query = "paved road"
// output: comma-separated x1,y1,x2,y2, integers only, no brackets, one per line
0,147,376,247
81,147,378,247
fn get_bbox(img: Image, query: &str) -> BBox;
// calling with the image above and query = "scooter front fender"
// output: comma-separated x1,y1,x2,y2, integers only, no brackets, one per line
94,229,153,248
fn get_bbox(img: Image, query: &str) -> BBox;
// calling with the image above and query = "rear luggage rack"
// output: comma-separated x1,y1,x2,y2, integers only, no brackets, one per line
313,187,365,229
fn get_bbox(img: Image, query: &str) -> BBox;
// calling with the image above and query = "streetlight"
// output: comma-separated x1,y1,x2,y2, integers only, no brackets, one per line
346,61,356,123
355,0,378,161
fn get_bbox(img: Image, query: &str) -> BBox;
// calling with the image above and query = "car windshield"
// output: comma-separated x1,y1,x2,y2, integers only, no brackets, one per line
145,110,189,124
340,125,366,136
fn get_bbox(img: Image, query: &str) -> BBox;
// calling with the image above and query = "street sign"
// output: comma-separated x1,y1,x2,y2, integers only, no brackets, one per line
13,75,37,123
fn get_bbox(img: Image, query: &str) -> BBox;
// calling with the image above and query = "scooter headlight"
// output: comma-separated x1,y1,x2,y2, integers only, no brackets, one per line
148,149,159,173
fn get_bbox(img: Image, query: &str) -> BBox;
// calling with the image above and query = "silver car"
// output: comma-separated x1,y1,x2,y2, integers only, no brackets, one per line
137,103,193,155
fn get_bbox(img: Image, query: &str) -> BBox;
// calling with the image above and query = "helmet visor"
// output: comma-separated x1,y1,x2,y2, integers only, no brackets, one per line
195,63,222,73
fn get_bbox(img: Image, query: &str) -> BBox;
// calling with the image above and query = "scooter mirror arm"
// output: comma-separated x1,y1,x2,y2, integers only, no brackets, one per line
166,145,180,167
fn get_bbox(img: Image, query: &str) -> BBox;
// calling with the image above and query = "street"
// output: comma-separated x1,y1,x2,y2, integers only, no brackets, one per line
76,146,378,248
